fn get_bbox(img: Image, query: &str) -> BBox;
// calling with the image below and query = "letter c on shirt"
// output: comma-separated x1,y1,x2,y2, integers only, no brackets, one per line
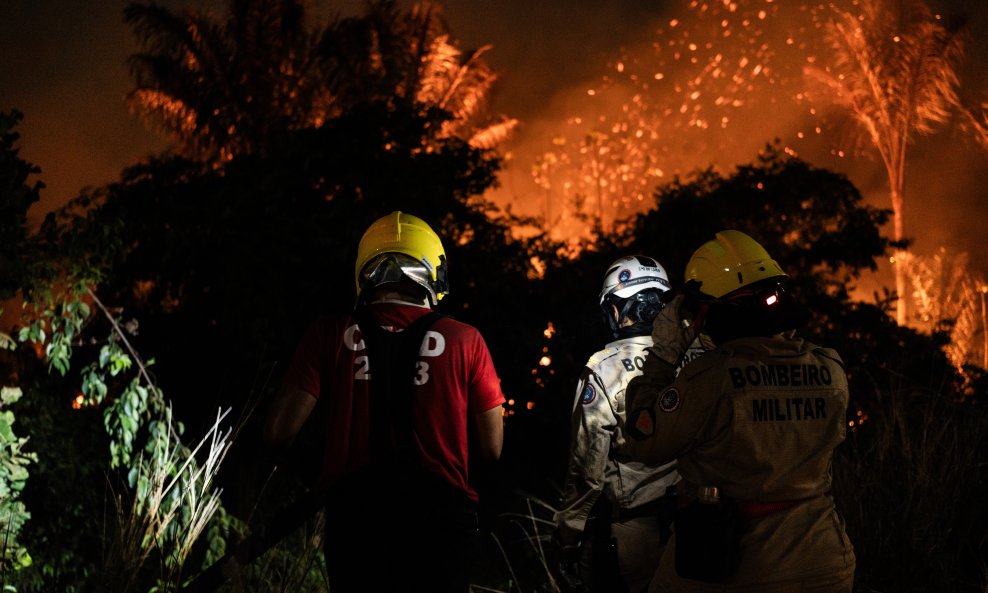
344,324,365,351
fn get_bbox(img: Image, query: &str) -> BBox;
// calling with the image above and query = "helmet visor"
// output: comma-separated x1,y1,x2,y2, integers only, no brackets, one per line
359,253,438,303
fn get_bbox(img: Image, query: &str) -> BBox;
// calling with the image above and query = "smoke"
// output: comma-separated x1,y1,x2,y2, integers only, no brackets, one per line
0,0,366,225
442,0,988,285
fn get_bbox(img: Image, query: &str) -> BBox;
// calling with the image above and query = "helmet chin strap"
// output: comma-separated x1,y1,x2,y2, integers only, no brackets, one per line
613,323,652,339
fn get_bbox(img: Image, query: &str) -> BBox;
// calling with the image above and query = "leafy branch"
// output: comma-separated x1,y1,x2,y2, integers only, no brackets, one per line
13,278,240,589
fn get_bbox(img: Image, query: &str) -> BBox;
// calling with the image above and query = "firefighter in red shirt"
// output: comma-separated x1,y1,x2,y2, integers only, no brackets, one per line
619,230,855,592
263,211,505,593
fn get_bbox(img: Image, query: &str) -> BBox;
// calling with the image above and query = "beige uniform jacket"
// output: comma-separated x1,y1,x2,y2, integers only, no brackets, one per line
621,335,855,586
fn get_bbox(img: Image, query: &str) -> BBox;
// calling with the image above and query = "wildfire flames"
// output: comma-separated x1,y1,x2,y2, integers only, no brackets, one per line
496,0,988,372
521,0,835,237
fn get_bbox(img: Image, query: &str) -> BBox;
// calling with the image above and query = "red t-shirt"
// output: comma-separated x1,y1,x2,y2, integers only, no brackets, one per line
283,302,506,501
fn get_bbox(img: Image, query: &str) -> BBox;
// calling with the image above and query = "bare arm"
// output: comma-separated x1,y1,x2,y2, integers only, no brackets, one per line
473,405,504,462
262,384,318,451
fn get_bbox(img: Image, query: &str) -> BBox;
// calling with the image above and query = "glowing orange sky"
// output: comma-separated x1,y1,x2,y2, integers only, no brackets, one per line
2,0,986,286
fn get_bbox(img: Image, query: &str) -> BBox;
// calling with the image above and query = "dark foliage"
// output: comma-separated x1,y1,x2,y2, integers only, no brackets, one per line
0,110,43,301
10,365,107,593
624,144,891,285
6,113,987,593
39,101,551,518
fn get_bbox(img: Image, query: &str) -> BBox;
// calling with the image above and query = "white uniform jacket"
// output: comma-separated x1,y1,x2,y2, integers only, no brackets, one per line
556,335,705,546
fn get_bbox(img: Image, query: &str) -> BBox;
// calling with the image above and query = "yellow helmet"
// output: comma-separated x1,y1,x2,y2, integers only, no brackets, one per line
355,211,449,305
685,230,785,298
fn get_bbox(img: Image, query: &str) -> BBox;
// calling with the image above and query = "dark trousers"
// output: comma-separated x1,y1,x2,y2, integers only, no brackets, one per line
323,471,479,593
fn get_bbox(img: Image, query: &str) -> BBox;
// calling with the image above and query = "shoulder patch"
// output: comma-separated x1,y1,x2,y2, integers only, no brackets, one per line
580,383,597,405
628,408,655,439
658,388,681,413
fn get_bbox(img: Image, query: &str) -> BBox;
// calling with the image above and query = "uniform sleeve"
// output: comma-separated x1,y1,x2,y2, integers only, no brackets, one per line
555,367,616,547
618,346,712,466
467,331,507,413
281,319,333,400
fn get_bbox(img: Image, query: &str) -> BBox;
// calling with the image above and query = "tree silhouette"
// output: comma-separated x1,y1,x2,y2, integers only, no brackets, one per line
0,110,43,301
124,0,516,162
804,0,969,326
125,0,330,161
320,1,517,149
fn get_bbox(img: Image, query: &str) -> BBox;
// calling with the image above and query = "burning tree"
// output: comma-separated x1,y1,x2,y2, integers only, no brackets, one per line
530,0,829,240
804,0,969,326
907,247,987,373
961,97,988,149
125,0,516,162
532,123,659,236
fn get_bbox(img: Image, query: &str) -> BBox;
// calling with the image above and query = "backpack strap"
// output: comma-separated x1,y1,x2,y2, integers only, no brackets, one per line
352,307,445,464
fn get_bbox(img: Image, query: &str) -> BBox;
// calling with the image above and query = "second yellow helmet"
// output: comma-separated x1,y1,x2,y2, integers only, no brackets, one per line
685,230,785,299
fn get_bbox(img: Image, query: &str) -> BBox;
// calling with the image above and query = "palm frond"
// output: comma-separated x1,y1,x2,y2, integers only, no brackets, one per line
809,0,967,156
417,34,462,107
124,0,515,158
440,44,499,122
468,117,520,150
958,99,988,148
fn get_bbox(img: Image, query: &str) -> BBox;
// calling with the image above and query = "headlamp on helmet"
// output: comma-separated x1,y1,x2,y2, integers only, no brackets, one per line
685,230,809,341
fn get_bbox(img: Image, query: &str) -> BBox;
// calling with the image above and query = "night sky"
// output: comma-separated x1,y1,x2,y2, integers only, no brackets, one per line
2,0,987,285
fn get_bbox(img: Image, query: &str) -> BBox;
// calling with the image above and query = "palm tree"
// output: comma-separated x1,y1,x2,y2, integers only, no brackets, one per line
316,1,517,149
907,248,983,371
125,0,331,161
804,0,968,326
125,0,516,162
960,98,988,149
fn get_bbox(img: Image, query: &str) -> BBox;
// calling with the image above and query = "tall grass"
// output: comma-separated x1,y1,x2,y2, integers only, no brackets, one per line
102,406,233,593
215,510,328,593
471,489,563,593
833,381,988,593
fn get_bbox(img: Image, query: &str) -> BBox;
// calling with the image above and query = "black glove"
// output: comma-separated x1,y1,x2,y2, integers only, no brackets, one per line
648,293,698,366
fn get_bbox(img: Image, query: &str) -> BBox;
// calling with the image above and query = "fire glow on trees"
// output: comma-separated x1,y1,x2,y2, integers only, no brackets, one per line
531,0,833,238
804,0,969,327
517,0,988,370
125,0,518,163
526,0,983,245
907,248,987,373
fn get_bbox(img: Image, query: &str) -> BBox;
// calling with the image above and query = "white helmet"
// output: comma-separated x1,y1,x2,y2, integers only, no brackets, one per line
599,255,672,338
